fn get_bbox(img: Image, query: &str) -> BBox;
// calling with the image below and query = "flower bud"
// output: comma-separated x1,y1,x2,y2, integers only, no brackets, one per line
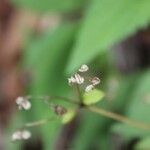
16,97,31,110
91,77,100,85
12,130,31,141
85,84,94,92
79,64,89,72
74,73,84,84
68,76,76,84
54,105,67,116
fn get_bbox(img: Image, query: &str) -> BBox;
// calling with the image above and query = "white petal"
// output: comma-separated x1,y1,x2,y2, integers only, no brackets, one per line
79,64,89,72
91,77,100,85
16,97,24,104
22,101,31,110
85,85,94,92
12,131,22,141
16,96,31,110
68,76,76,84
22,130,31,140
74,73,84,84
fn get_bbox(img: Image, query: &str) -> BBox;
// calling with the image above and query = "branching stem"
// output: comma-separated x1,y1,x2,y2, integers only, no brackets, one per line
25,95,150,130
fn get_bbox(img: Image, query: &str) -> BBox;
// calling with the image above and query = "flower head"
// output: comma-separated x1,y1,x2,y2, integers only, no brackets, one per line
68,76,76,84
12,130,31,141
74,73,84,84
79,64,89,72
91,77,100,85
68,73,84,85
85,84,94,92
16,97,31,110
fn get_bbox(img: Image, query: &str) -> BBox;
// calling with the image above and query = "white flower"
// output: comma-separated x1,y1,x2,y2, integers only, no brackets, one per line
85,84,94,92
21,130,31,140
74,73,84,84
16,97,31,110
68,74,84,85
12,130,31,141
79,64,89,72
68,76,76,84
91,77,100,85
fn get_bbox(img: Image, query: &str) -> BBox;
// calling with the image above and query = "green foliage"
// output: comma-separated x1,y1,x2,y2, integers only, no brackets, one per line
61,109,76,124
67,0,150,72
12,0,86,12
83,89,104,105
135,137,150,150
23,23,78,150
111,70,150,139
9,0,150,149
71,111,105,150
6,113,25,150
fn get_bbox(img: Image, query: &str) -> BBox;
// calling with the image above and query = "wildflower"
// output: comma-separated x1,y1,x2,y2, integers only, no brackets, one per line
79,64,89,72
85,84,94,92
68,76,76,84
16,97,31,110
68,74,84,85
12,130,31,141
74,73,84,84
91,77,100,85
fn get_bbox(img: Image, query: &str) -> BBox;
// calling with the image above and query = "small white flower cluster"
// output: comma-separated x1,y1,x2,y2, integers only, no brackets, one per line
12,130,31,141
68,64,100,92
16,97,31,110
68,73,84,84
68,64,88,85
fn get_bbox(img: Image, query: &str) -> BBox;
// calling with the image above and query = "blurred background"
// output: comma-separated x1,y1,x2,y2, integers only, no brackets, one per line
0,0,150,150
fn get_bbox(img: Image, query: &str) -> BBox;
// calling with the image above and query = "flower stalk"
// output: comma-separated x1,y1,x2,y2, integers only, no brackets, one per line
87,106,150,130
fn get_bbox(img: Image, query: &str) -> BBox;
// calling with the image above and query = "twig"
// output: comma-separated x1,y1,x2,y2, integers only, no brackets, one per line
87,106,150,130
27,95,150,130
23,117,56,128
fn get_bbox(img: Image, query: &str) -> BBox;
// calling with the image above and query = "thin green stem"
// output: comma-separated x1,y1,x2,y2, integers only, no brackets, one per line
74,84,83,103
23,117,56,128
27,95,150,130
87,106,150,130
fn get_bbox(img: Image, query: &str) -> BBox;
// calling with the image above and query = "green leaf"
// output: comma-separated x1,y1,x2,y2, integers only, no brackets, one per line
12,0,86,12
67,0,150,72
83,89,104,105
61,109,76,124
111,70,150,139
23,23,78,150
135,137,150,150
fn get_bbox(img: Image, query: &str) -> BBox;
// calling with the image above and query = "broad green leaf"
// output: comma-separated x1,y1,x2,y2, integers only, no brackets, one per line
135,137,150,150
67,0,150,72
62,109,76,124
83,89,104,105
111,70,150,139
23,23,78,150
12,0,86,12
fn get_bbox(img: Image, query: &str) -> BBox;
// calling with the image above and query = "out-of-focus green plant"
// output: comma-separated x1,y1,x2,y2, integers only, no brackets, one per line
9,0,150,149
